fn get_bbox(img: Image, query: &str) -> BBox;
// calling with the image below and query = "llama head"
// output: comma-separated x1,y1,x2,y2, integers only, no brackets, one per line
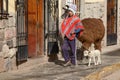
83,50,89,56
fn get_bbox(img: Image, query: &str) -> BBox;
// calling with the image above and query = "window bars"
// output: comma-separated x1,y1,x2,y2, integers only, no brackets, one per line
16,0,28,64
0,0,9,20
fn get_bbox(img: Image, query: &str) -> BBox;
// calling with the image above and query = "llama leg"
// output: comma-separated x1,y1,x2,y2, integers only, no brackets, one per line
93,57,97,65
96,57,99,65
88,58,91,66
98,56,101,64
79,46,84,60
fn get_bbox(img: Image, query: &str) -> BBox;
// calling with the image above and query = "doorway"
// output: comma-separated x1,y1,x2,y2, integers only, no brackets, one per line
107,0,117,46
28,0,44,57
44,0,59,59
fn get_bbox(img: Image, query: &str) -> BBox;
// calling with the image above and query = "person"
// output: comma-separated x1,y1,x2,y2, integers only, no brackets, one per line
60,4,84,67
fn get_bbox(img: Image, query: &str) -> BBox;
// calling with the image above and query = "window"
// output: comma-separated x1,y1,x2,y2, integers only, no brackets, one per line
0,0,9,20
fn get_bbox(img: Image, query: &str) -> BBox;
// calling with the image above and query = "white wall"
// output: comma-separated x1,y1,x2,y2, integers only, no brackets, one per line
80,0,106,47
9,0,15,13
85,0,104,2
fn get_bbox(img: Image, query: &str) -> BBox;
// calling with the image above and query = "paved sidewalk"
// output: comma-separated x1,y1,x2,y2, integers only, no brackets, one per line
0,45,120,80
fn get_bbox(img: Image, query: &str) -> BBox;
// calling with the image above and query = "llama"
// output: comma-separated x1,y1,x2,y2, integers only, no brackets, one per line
78,18,105,51
60,5,105,62
84,49,101,66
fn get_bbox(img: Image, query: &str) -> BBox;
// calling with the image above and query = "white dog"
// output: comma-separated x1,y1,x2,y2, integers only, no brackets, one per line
84,50,101,66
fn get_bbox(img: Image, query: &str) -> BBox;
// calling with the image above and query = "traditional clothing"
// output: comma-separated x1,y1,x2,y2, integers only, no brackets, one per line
61,15,84,40
61,15,84,65
61,4,84,66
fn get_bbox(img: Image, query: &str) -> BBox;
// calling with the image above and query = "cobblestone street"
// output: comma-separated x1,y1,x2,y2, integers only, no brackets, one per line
0,47,120,80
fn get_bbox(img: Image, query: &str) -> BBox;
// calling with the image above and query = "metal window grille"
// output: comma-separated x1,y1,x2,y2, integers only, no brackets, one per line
16,0,28,65
44,0,59,55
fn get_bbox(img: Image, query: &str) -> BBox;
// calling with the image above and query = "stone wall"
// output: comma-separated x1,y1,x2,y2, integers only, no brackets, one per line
81,2,104,20
0,14,17,72
0,13,16,49
0,0,17,72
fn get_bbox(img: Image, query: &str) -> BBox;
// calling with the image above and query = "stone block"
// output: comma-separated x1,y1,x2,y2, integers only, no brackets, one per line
0,20,4,29
12,37,17,47
0,41,4,52
0,29,4,41
7,40,13,48
11,56,17,70
8,13,16,27
6,37,17,48
3,20,8,28
5,28,13,40
0,56,17,72
4,27,16,40
12,27,17,37
0,57,5,72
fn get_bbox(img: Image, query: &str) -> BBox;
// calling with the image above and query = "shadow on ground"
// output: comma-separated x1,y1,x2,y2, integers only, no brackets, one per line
103,49,120,56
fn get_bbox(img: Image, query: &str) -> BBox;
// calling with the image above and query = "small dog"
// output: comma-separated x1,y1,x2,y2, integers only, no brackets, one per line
84,50,101,66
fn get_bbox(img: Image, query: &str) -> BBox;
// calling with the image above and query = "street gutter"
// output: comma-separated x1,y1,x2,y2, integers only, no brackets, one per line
83,63,120,80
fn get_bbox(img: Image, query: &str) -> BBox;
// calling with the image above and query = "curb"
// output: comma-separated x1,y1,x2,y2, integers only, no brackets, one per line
10,56,49,73
102,45,120,54
83,63,120,80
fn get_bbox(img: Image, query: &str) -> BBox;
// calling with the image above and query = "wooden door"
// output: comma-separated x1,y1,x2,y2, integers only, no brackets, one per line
28,0,44,57
107,0,117,46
